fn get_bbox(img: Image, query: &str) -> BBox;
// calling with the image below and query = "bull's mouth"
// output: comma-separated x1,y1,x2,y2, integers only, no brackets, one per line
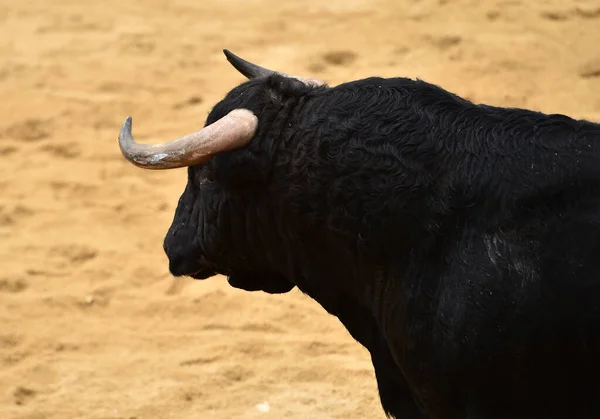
173,266,295,294
226,271,296,294
166,253,217,280
188,269,218,280
164,240,296,292
171,263,296,293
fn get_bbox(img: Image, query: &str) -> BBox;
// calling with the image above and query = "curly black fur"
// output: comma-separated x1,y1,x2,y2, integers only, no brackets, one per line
162,73,600,419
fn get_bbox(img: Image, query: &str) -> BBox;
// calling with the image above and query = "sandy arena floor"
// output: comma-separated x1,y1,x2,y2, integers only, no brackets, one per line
1,0,599,417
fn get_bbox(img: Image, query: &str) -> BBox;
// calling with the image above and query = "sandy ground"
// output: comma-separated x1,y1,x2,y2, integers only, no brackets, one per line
1,0,599,417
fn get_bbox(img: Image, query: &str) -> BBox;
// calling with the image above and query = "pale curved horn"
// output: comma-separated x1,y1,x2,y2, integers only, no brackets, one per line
223,49,327,87
118,108,258,170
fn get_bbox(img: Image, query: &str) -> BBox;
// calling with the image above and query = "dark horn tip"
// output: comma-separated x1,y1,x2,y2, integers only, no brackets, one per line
221,48,269,80
223,49,238,64
223,49,238,57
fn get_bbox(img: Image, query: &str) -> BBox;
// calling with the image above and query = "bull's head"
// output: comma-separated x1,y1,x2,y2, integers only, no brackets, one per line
118,50,327,294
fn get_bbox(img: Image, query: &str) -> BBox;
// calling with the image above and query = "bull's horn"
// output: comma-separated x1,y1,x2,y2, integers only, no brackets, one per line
223,49,327,87
223,49,275,79
118,108,258,170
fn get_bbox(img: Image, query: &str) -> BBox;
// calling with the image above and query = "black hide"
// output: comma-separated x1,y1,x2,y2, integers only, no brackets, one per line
162,73,600,419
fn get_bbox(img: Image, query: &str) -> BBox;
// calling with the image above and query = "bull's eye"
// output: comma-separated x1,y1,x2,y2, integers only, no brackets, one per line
195,164,215,186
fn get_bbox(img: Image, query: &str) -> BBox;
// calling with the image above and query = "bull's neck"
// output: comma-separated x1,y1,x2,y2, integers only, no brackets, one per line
271,95,600,298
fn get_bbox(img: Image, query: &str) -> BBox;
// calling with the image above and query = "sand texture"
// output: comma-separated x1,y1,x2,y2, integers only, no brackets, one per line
1,0,600,417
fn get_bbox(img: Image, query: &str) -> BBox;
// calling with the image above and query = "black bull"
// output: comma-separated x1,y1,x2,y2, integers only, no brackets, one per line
119,50,600,419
